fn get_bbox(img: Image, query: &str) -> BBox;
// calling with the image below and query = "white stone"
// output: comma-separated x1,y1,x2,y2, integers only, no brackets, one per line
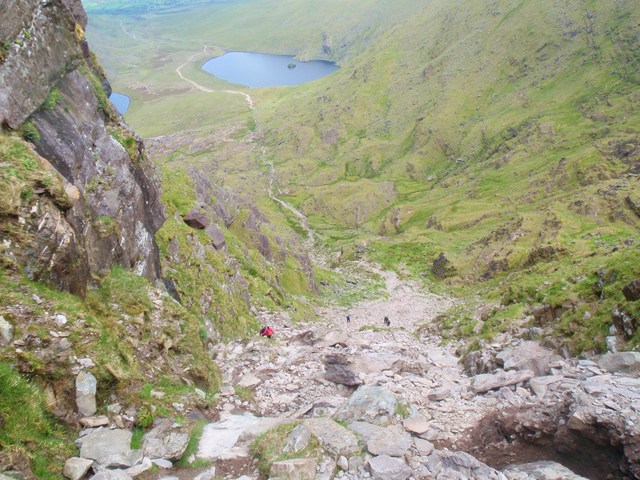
63,457,93,480
54,313,68,326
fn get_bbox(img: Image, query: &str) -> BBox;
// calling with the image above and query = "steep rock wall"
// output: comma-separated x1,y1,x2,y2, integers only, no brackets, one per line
0,0,164,294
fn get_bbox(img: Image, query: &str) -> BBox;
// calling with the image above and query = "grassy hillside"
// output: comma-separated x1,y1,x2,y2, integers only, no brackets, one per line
85,0,640,353
255,0,640,352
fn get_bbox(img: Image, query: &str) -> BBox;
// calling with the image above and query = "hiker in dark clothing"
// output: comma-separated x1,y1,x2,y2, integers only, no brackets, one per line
259,325,274,338
384,316,390,326
346,314,351,323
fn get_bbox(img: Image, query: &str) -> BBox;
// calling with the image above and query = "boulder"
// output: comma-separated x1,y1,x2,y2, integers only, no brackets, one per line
495,341,558,376
283,424,311,453
79,415,110,428
402,416,430,435
63,457,93,480
237,373,261,388
503,461,588,479
0,316,13,346
325,363,362,386
325,362,358,387
367,454,412,480
75,371,97,416
303,418,359,457
419,449,505,479
471,370,534,394
125,457,153,477
334,385,397,425
183,210,210,229
529,375,564,398
142,418,190,461
269,458,317,480
413,438,434,455
204,224,226,250
78,429,135,465
366,426,412,457
431,252,456,279
622,278,640,301
427,386,452,401
463,349,497,376
348,421,386,443
317,330,349,348
598,352,640,377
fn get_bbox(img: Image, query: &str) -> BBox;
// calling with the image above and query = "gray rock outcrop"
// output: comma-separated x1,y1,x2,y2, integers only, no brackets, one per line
75,371,97,416
334,385,397,425
0,0,165,295
598,352,640,376
142,418,190,461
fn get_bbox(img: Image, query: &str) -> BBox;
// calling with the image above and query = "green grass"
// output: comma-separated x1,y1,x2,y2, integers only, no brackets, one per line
84,0,640,353
176,420,210,467
0,362,75,478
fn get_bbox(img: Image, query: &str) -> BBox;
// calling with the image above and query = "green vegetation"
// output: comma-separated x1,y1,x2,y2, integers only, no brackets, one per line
0,132,71,216
0,362,75,478
41,89,62,111
176,420,210,468
85,0,640,356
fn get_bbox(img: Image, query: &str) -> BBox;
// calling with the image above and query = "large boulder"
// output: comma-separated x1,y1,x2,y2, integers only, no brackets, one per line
183,210,210,229
204,224,226,250
598,352,640,377
334,386,397,425
495,342,559,376
142,418,190,461
324,353,362,386
78,429,138,466
366,425,412,457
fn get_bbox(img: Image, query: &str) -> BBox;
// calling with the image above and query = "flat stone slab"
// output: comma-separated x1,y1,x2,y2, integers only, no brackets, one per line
303,418,360,457
78,429,134,465
472,370,534,394
197,414,262,461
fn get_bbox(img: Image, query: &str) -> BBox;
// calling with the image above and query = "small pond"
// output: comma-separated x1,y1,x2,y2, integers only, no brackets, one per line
201,51,338,88
110,92,130,115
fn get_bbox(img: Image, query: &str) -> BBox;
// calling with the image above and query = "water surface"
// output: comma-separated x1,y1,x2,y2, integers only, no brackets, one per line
110,92,130,115
202,52,338,88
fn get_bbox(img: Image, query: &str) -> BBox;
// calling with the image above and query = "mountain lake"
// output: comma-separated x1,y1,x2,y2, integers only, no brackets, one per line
201,51,338,87
110,92,130,115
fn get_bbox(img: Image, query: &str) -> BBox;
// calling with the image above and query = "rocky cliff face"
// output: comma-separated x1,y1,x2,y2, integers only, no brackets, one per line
0,0,164,294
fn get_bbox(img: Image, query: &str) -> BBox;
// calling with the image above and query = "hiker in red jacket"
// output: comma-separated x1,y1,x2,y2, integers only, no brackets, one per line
259,325,274,338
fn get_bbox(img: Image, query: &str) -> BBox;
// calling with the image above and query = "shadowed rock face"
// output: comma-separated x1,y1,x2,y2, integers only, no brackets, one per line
0,0,165,294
